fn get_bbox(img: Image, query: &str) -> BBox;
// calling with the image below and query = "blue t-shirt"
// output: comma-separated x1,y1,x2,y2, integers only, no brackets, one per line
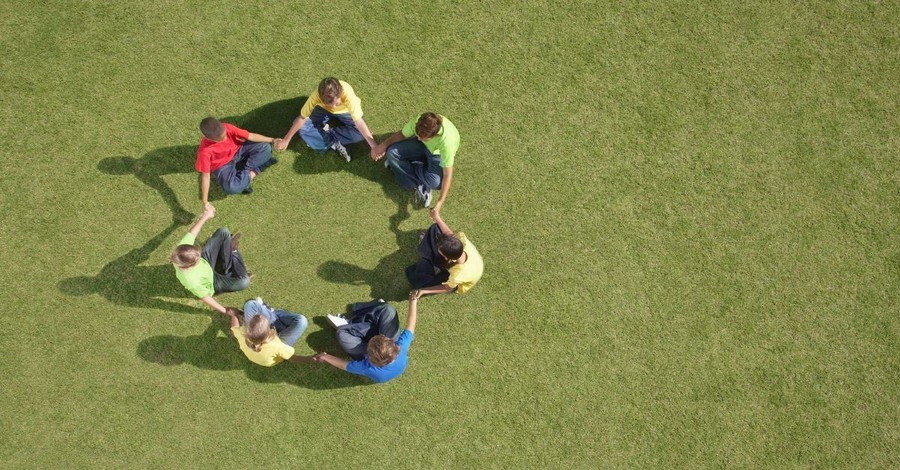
346,330,414,383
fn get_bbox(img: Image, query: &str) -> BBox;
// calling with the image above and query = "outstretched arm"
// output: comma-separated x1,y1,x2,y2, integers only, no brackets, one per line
406,293,419,333
188,203,216,238
200,172,211,207
275,115,307,151
352,117,378,159
432,166,454,213
413,284,454,297
371,131,405,161
246,132,281,145
201,295,227,315
314,353,349,370
430,207,453,236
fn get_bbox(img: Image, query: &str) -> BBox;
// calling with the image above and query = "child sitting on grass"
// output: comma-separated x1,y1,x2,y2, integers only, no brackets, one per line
406,207,483,297
314,292,420,383
170,203,250,314
227,298,314,367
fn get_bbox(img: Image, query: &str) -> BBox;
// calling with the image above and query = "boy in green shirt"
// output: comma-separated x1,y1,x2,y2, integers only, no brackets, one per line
373,112,460,210
169,203,251,314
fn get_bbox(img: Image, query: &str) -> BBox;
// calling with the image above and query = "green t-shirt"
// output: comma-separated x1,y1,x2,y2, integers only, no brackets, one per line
401,114,460,168
173,233,215,298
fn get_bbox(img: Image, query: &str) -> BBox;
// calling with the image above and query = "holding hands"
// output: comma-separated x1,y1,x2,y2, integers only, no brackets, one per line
273,138,288,152
201,202,216,220
370,143,385,161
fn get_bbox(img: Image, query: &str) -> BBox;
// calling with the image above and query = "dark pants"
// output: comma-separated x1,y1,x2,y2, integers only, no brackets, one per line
299,106,364,150
201,228,250,294
385,138,443,190
213,141,274,194
406,224,450,289
336,300,401,360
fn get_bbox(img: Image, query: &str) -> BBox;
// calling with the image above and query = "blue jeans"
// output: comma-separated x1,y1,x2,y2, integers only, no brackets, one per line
242,299,308,347
385,138,442,190
213,141,274,194
298,106,364,151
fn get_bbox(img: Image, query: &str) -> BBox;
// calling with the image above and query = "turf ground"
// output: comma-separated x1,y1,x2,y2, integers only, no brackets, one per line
1,1,897,468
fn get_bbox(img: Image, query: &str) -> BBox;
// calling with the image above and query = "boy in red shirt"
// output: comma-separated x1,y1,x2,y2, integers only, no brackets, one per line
196,116,282,207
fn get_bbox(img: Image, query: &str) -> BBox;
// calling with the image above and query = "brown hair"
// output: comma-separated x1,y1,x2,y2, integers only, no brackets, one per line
318,77,343,104
438,234,464,267
245,315,276,352
367,335,400,367
169,244,201,269
415,112,442,139
199,116,225,139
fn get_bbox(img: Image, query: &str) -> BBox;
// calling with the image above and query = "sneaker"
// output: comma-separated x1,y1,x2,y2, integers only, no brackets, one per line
414,185,425,205
331,141,351,162
326,314,349,328
415,185,433,208
231,232,242,251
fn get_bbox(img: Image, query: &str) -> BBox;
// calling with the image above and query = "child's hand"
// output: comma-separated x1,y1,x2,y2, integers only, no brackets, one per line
274,139,288,151
203,203,216,219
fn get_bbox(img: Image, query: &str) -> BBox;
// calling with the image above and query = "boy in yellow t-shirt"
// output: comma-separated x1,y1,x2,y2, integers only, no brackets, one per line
274,77,379,162
406,208,483,297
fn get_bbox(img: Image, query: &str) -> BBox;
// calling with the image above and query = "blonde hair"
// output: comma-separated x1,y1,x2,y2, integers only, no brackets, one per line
367,335,400,367
169,244,201,269
245,315,276,352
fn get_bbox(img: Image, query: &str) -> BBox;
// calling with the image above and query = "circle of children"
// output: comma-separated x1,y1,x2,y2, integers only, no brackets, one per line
170,78,484,384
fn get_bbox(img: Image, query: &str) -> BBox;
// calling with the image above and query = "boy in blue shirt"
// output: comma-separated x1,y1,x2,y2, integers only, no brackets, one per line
315,291,420,383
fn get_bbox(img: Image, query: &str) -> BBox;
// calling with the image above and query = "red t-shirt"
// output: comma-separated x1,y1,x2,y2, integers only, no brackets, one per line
195,123,250,173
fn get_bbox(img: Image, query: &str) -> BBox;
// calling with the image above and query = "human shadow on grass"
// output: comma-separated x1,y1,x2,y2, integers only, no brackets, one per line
58,223,205,315
137,317,362,390
96,98,305,226
98,147,227,227
317,208,420,302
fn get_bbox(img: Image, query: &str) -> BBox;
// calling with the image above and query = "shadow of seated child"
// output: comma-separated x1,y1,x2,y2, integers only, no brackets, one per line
97,146,221,226
316,209,420,301
138,318,361,390
58,223,205,315
138,320,243,370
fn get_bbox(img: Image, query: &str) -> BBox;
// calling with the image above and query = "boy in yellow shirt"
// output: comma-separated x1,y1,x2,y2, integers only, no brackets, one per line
407,208,484,297
275,77,379,162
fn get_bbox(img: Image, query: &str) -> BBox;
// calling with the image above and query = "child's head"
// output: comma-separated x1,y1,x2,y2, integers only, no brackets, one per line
366,335,400,367
169,244,201,269
318,77,343,107
245,315,276,352
199,116,226,141
437,234,464,264
415,112,442,140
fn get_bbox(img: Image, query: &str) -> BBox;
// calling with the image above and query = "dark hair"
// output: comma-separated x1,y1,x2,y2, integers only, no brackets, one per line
415,112,442,139
199,116,224,139
318,77,343,104
438,234,464,265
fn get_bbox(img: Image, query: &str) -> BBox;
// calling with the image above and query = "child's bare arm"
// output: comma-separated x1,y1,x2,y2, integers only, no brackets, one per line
188,204,215,238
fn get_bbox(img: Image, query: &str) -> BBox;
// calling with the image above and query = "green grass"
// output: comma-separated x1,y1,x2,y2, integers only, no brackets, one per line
1,0,897,467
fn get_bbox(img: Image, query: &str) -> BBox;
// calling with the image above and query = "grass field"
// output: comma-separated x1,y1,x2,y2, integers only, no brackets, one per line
1,0,897,468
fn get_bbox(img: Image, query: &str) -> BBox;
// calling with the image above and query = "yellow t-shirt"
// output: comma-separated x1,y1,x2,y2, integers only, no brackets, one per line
231,326,295,367
445,233,483,294
300,80,363,120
